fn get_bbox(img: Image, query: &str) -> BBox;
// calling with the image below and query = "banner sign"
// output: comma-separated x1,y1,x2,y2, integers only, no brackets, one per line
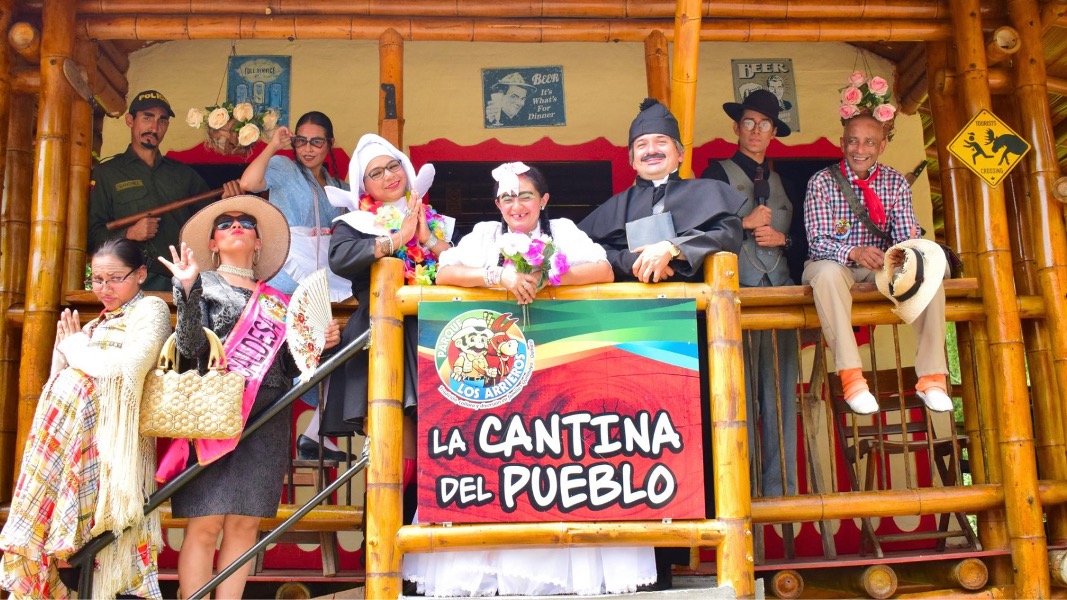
417,299,704,524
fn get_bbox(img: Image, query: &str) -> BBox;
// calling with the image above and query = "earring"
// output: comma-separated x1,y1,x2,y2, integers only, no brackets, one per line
211,251,220,268
541,205,546,209
253,249,261,266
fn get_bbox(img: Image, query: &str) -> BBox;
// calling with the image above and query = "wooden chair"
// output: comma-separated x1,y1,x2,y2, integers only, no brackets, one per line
829,368,981,558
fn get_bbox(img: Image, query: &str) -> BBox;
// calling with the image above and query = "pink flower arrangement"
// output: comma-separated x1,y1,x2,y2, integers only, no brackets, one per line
498,232,570,288
838,71,896,124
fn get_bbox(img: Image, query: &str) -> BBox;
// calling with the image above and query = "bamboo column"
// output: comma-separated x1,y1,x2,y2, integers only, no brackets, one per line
365,258,406,600
0,99,33,500
948,0,1049,595
706,253,754,598
644,30,670,107
669,0,700,178
1007,0,1067,546
15,0,75,478
64,38,95,292
378,28,403,149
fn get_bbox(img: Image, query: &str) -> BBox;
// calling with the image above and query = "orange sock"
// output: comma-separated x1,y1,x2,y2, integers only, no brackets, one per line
840,367,869,400
916,374,947,394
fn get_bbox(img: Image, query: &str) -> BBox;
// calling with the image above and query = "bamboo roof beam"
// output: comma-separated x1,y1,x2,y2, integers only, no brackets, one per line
10,69,38,94
1041,0,1067,33
95,39,128,73
986,26,1021,65
7,22,39,64
77,17,953,43
94,43,127,97
644,30,670,107
1055,177,1067,202
951,0,1049,595
16,0,75,489
91,70,124,117
55,0,954,20
897,71,928,115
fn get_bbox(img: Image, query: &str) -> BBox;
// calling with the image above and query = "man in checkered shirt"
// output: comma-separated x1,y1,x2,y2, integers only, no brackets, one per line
802,114,952,415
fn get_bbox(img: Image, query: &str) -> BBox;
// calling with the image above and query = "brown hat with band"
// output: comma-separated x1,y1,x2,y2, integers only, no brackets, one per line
723,89,791,137
180,195,291,282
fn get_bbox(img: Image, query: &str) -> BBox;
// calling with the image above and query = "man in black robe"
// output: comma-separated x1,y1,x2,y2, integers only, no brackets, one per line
579,98,744,284
578,99,744,590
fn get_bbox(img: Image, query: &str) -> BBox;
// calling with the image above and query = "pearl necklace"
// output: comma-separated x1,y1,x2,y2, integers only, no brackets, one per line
216,264,255,279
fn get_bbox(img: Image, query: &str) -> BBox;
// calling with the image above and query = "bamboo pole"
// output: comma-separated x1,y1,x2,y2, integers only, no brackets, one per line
927,38,1011,585
643,30,670,107
1041,0,1067,33
949,1,1049,596
1054,177,1067,203
897,72,928,116
378,28,403,149
894,558,989,591
78,16,952,43
10,69,39,94
750,484,1002,523
986,26,1020,65
64,38,94,293
91,74,125,118
365,258,405,600
1052,550,1067,588
15,0,74,481
0,2,28,503
7,22,39,64
93,44,127,97
804,565,898,599
706,253,754,598
96,40,129,74
769,570,804,599
670,0,700,178
396,520,728,553
1008,0,1067,549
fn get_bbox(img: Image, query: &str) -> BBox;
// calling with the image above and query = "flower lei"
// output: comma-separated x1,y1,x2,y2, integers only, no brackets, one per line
186,101,280,148
498,230,570,287
838,71,896,124
359,192,447,285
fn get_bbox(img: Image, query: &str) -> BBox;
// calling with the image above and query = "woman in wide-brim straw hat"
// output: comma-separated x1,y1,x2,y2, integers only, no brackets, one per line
159,195,340,599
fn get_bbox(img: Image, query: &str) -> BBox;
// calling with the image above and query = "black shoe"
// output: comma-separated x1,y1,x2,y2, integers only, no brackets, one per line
296,434,351,462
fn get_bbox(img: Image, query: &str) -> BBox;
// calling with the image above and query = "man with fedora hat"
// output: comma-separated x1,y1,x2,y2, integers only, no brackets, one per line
702,89,798,498
803,113,952,415
88,89,241,290
580,98,744,590
485,72,536,127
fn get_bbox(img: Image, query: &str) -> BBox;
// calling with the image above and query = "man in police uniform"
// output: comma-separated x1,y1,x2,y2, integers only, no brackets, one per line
701,89,798,498
88,90,239,290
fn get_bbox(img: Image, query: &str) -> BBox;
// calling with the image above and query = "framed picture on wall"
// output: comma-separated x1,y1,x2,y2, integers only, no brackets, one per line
482,66,566,129
730,58,799,132
227,55,292,128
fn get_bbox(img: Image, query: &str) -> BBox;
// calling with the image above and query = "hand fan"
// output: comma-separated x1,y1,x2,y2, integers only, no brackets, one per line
285,268,333,382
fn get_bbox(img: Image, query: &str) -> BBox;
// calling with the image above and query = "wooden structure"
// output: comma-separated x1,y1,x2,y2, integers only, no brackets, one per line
2,1,1067,598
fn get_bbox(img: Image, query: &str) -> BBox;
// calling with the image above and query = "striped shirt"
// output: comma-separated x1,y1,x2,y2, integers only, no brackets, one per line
804,161,920,265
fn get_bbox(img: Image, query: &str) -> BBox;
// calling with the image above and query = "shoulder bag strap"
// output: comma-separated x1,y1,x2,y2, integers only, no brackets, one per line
828,167,891,243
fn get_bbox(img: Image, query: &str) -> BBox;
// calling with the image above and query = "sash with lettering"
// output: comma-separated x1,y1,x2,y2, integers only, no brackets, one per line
156,281,289,482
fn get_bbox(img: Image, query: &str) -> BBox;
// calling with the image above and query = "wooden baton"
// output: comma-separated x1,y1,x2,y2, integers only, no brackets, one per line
105,187,224,230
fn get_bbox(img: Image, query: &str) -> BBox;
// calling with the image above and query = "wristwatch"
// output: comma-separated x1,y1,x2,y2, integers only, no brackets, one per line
668,244,681,258
783,234,793,250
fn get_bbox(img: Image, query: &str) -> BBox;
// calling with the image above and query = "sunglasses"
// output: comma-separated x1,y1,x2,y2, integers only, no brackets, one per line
213,213,258,231
292,136,330,149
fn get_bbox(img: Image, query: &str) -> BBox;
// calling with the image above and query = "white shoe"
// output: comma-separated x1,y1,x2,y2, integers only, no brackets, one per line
845,390,879,415
917,388,953,412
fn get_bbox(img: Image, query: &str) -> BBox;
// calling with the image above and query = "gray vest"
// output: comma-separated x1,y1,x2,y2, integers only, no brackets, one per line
720,159,793,287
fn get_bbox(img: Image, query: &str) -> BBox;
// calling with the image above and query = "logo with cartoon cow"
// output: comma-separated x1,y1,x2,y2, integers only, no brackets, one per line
434,310,534,409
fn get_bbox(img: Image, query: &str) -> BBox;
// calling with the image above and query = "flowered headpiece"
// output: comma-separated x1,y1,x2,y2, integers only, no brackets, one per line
186,102,279,150
492,162,532,198
838,71,897,139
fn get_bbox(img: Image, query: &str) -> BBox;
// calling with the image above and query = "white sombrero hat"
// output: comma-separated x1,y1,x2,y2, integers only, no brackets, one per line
180,195,291,282
875,238,948,325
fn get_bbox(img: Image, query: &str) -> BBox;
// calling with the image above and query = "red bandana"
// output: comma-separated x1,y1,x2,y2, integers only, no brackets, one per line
841,161,885,228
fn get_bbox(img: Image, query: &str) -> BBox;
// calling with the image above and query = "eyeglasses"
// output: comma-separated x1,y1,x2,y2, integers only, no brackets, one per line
90,270,136,289
213,214,258,231
741,118,774,133
292,136,329,149
365,160,403,181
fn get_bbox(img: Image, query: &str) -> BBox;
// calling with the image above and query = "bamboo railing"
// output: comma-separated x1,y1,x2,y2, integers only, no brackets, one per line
949,0,1048,596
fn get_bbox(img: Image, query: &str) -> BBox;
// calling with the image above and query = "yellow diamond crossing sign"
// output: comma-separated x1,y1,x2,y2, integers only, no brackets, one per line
948,108,1031,187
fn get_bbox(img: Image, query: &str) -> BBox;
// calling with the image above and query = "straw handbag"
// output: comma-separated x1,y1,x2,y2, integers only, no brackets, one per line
141,327,245,439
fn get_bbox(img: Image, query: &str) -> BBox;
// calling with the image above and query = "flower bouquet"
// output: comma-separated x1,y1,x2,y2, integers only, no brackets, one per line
497,231,570,288
360,190,449,286
838,71,897,138
186,101,280,154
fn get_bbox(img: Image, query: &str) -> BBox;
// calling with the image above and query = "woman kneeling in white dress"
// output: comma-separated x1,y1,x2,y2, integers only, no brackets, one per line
403,162,658,596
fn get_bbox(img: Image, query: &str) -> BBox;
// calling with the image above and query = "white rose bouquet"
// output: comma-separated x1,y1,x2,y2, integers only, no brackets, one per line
189,101,281,151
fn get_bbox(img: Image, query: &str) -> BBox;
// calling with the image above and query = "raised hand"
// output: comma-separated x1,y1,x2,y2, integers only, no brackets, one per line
398,196,422,245
159,242,200,294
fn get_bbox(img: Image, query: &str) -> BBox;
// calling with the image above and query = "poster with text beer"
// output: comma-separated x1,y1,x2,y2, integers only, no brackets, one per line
417,299,704,523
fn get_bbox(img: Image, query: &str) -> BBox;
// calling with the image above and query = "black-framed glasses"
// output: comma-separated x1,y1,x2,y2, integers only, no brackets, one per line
365,160,403,181
741,118,774,133
292,136,329,149
90,270,136,289
213,214,258,231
